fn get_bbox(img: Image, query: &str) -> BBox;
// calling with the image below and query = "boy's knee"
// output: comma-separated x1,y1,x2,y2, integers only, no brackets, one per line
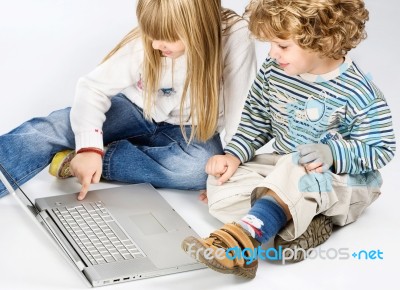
206,176,252,223
208,198,252,223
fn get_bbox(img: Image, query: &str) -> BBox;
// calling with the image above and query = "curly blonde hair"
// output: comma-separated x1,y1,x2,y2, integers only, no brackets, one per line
245,0,369,59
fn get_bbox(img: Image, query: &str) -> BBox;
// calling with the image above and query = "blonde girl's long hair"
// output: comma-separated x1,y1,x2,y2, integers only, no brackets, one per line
102,0,241,142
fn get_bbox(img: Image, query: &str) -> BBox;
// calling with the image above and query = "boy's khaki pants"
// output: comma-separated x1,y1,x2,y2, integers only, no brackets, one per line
207,153,382,241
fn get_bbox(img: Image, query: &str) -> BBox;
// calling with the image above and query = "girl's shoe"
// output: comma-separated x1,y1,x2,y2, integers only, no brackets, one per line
274,214,333,262
181,223,260,279
48,150,75,179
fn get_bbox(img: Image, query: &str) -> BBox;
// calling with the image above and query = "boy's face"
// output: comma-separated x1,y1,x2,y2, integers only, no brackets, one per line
268,38,337,76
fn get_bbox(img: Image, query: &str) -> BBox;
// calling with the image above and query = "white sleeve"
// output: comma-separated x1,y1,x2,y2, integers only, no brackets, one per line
222,20,257,145
70,39,142,151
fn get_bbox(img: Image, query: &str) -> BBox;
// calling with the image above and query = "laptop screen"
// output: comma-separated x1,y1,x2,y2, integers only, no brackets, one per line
0,162,40,216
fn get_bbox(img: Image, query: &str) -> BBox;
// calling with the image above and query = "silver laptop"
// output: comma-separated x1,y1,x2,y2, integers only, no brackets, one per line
0,163,204,287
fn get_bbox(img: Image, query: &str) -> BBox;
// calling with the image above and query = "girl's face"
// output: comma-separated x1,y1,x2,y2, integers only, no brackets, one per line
268,38,342,76
152,40,185,59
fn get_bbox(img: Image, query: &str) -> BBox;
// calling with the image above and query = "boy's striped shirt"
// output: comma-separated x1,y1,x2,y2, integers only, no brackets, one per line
225,57,396,174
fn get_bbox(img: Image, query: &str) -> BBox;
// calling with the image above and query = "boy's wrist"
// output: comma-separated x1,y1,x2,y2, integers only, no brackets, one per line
225,153,241,164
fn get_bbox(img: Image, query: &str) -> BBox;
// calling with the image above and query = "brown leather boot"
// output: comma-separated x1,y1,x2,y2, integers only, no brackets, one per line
274,214,333,262
182,223,260,279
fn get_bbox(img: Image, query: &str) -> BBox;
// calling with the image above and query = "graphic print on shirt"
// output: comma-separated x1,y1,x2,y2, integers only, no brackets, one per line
305,92,326,122
269,82,341,147
157,87,177,97
136,73,177,97
136,74,143,91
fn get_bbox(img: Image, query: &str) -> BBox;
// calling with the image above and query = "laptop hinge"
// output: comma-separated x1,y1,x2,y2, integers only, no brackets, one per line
37,211,86,271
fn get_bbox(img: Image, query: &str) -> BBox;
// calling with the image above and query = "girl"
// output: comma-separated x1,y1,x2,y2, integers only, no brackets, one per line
0,0,256,200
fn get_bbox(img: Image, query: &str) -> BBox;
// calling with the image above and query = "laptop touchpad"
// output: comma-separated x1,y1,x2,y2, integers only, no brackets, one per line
130,213,167,235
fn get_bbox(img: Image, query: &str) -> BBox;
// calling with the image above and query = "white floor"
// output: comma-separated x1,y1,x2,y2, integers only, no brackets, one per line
1,1,399,289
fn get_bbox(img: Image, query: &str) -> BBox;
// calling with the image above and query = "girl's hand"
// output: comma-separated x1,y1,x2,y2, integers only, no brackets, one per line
205,154,240,185
198,190,208,204
69,152,103,200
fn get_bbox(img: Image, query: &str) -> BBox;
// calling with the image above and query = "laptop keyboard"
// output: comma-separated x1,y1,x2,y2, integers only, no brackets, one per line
53,201,146,265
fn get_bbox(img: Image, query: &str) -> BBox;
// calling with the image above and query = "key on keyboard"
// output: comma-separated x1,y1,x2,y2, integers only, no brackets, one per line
53,201,146,265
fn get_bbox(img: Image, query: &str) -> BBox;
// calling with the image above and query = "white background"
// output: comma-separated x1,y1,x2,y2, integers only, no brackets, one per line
0,1,399,289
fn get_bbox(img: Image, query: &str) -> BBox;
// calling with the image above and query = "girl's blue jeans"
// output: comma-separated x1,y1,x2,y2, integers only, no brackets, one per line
0,94,223,197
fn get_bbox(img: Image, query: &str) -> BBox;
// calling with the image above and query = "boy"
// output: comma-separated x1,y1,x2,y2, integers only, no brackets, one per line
182,0,396,279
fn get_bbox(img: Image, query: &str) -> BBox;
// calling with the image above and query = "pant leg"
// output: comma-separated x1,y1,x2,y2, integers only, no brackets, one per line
0,93,160,197
102,123,224,190
207,152,382,241
101,94,158,145
0,108,75,197
255,153,382,241
207,153,281,223
322,170,382,226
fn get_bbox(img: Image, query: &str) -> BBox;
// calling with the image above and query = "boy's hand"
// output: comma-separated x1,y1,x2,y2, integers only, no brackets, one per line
297,144,333,173
205,154,241,185
69,152,103,200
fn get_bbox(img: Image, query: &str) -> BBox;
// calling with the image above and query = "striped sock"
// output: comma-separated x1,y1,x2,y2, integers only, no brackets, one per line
238,196,287,243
